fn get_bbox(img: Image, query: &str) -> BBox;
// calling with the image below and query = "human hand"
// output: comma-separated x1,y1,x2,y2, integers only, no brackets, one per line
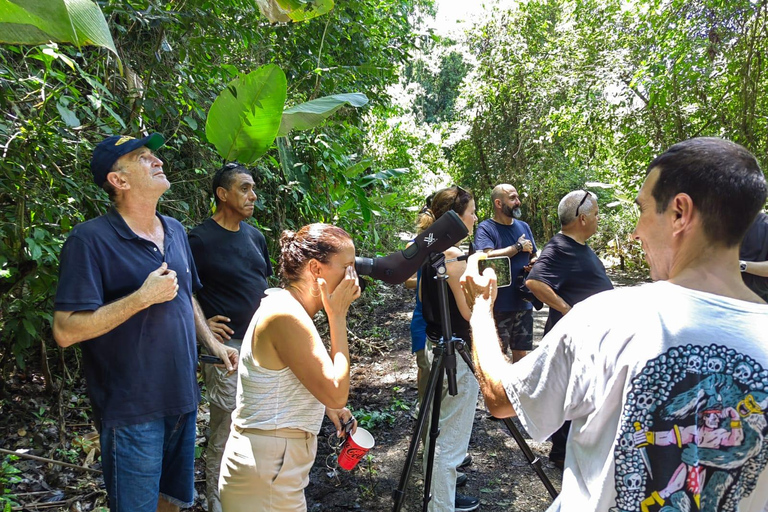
320,265,361,319
326,407,357,438
209,342,238,373
138,262,178,307
207,315,234,342
460,253,497,310
523,256,537,273
517,234,533,253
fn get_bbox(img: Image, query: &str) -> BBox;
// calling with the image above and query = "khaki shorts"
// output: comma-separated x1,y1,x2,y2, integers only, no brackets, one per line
219,427,317,512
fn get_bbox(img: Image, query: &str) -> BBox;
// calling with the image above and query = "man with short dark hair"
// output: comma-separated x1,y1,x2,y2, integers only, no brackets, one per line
53,133,238,512
188,163,272,512
739,211,768,301
474,184,536,362
525,189,613,468
463,138,768,511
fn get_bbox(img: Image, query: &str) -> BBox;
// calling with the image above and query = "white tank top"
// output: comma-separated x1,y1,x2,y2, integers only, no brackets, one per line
231,292,326,434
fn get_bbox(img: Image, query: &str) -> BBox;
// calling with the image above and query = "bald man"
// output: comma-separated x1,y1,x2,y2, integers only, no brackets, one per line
474,184,537,363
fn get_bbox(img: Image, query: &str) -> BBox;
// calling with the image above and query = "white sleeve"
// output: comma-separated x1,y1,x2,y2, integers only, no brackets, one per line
501,309,596,441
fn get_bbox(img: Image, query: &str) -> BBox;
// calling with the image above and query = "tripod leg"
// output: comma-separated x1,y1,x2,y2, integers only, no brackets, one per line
392,344,445,512
455,342,559,500
421,350,445,512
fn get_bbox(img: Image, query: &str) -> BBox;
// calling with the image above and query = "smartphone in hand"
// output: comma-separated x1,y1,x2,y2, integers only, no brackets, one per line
478,256,512,287
198,353,224,364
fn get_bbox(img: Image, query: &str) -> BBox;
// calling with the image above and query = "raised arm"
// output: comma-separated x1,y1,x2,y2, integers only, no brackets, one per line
743,259,768,277
460,254,516,418
53,262,178,347
484,234,534,259
273,268,360,409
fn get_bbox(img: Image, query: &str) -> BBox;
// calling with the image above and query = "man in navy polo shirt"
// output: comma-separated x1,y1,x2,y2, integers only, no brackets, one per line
53,133,238,512
474,183,537,363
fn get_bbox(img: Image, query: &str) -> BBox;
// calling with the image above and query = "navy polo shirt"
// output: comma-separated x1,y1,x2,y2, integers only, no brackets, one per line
475,218,538,312
55,208,202,428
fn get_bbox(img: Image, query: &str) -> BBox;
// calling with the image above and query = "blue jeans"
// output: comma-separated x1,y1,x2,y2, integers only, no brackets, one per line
100,411,197,511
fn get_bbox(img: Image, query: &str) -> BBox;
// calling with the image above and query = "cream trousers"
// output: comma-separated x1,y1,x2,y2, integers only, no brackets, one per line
219,427,317,512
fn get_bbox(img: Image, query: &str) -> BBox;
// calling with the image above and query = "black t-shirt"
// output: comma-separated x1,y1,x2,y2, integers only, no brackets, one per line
527,233,613,333
188,218,272,339
739,212,768,301
421,247,472,346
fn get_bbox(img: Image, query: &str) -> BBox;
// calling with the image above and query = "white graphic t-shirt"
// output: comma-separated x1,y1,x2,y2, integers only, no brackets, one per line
501,281,768,512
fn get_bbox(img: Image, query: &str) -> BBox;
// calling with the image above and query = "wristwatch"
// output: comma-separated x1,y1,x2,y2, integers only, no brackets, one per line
515,242,523,253
740,261,748,272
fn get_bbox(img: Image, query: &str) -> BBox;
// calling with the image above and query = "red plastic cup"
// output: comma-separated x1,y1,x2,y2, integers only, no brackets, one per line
337,427,375,470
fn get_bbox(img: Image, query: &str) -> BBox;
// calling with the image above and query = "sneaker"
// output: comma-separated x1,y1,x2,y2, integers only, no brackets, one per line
458,453,472,469
455,493,480,511
456,471,468,487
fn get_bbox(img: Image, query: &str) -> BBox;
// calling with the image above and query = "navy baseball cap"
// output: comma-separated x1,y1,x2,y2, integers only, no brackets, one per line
90,133,165,186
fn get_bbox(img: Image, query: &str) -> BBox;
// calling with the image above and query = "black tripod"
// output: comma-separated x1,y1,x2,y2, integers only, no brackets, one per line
392,253,558,512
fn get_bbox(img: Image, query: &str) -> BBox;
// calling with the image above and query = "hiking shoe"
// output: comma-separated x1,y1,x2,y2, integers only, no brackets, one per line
458,453,472,469
455,493,480,511
456,471,468,487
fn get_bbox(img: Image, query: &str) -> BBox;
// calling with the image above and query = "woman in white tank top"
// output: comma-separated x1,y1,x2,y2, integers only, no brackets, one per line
219,224,361,512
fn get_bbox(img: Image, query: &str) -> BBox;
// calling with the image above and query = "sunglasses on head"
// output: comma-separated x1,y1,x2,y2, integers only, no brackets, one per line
452,185,468,209
575,191,590,217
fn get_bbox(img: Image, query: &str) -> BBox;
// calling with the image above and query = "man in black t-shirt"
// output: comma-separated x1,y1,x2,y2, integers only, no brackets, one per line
188,163,272,512
526,190,613,468
739,211,768,301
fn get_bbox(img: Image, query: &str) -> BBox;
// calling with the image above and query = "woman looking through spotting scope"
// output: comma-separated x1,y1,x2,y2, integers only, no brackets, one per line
418,186,481,512
219,223,360,512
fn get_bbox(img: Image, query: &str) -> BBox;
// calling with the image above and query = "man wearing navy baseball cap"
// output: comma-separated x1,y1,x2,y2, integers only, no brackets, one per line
53,133,238,512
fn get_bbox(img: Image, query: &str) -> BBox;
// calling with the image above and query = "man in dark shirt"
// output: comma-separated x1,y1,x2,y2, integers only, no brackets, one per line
526,190,613,468
739,211,768,301
188,163,272,512
475,184,537,362
53,134,237,512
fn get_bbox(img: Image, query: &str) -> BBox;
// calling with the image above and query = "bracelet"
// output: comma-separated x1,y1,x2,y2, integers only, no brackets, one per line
731,420,742,428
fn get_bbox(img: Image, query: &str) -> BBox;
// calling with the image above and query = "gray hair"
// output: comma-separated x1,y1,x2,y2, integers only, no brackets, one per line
558,190,597,226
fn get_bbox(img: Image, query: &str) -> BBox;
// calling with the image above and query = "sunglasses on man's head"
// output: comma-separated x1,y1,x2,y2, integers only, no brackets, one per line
575,191,590,217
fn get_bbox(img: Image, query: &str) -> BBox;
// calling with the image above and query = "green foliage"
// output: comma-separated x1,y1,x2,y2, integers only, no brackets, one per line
351,407,396,430
255,0,334,23
0,0,431,377
206,65,288,163
405,43,470,124
448,0,768,252
0,455,21,509
278,93,369,136
350,388,410,431
0,0,118,59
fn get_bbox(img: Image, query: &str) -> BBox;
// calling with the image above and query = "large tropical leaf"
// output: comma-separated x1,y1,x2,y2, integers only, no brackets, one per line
255,0,334,23
206,65,287,163
277,93,368,136
0,0,117,57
